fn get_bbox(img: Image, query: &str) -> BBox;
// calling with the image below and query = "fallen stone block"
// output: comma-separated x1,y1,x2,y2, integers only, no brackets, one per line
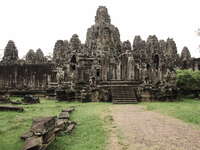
53,127,61,134
11,100,23,105
21,108,76,150
23,136,42,150
0,95,10,104
21,131,33,140
22,95,40,104
55,119,68,130
42,130,55,144
58,112,69,119
45,133,55,145
0,106,24,112
68,120,77,125
62,107,75,113
31,116,56,136
65,122,76,134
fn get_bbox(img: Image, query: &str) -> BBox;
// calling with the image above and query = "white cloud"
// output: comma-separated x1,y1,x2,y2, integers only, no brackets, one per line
0,0,199,58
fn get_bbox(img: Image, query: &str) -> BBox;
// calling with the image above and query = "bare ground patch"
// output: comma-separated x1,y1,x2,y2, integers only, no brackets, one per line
107,105,200,150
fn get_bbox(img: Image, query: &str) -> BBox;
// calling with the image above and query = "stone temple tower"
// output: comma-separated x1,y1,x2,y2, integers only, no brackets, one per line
86,6,121,56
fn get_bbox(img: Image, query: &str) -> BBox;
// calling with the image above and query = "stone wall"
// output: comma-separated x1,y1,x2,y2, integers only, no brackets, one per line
0,64,53,90
0,41,54,94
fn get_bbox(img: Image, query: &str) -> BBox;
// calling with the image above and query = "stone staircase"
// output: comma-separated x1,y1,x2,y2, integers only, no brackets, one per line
111,86,138,104
48,82,59,88
99,80,140,104
46,82,58,98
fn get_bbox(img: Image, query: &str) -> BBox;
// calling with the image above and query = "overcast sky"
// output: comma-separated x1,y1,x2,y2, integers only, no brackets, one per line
0,0,199,58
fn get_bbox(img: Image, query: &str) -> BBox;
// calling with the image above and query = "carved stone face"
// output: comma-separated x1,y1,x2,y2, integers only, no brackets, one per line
96,6,110,24
122,41,131,51
103,28,110,39
99,8,106,17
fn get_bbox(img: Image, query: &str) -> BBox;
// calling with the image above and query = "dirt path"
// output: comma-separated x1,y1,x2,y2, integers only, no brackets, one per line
106,105,200,150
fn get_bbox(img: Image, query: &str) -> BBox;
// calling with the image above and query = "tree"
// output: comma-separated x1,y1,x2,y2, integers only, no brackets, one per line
176,69,200,96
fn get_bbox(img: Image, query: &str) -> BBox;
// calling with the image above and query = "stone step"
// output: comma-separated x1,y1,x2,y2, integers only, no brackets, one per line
114,98,137,100
112,95,135,98
112,93,135,95
112,90,130,93
113,101,138,104
111,85,138,104
112,94,135,97
112,92,132,95
113,98,138,104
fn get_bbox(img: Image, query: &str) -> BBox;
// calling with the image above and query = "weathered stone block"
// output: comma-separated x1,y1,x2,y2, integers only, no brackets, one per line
58,112,70,119
0,106,24,112
22,95,40,104
31,116,56,135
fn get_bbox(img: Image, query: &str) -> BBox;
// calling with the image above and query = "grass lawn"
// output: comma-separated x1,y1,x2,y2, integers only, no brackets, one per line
0,98,111,150
1,97,200,150
141,98,200,126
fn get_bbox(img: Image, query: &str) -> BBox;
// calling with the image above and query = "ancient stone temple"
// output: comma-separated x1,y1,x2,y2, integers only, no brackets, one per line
0,6,195,103
177,46,200,71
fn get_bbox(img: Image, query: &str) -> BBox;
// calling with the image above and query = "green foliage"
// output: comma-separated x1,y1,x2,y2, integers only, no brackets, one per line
0,99,110,150
141,99,200,125
176,69,200,91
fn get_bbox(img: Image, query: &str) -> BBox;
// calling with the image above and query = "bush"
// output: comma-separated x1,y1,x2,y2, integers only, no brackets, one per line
176,70,200,96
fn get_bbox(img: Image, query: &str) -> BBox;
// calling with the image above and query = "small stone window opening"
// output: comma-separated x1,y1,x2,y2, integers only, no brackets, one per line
70,55,77,71
96,69,100,77
71,55,77,63
153,55,159,69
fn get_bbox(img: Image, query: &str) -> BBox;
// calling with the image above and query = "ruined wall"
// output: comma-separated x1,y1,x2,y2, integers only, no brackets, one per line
0,64,52,90
0,41,54,92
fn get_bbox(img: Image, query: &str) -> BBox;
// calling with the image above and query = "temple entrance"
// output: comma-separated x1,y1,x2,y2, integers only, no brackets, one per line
99,80,141,104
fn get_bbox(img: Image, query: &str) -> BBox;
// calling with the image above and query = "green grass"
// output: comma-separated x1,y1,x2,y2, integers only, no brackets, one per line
141,98,200,125
0,98,111,150
3,97,200,150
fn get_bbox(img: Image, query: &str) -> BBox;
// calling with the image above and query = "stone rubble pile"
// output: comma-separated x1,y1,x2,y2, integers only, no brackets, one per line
0,95,10,104
22,95,40,104
0,95,40,105
0,105,24,112
21,107,76,150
